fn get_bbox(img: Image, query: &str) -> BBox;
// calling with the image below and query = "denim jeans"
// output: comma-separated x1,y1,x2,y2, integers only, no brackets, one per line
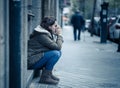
73,27,81,40
31,50,61,70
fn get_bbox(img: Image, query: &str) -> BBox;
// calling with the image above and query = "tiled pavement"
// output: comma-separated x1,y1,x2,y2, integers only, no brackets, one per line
29,26,120,88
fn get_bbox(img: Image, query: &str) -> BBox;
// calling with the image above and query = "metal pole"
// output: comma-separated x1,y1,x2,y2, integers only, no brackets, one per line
9,0,21,88
117,31,120,52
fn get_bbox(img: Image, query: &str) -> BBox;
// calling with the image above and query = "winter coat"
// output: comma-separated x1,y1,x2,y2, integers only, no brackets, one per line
27,25,64,68
71,12,85,29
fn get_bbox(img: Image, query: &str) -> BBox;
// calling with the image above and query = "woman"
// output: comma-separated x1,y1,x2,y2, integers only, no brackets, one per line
28,17,64,85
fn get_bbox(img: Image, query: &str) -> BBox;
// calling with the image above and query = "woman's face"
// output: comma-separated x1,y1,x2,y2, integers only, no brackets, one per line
49,21,58,34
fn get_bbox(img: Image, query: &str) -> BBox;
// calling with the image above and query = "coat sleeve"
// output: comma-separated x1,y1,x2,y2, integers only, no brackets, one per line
37,34,64,50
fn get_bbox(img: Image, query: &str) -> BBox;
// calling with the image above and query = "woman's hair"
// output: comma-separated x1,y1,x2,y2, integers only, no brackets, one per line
40,16,56,31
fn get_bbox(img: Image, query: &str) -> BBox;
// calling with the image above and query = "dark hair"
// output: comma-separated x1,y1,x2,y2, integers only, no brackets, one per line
40,16,56,31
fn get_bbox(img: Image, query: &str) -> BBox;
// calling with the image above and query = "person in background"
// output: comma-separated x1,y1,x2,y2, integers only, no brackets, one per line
27,16,64,85
71,10,85,41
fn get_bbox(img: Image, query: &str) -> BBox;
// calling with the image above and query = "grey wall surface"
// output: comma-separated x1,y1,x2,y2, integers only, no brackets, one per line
43,0,57,17
32,0,42,29
0,0,9,88
42,0,62,26
21,0,31,88
28,0,42,36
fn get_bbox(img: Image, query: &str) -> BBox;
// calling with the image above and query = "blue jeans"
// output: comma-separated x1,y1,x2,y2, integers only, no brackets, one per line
73,27,81,40
31,50,61,70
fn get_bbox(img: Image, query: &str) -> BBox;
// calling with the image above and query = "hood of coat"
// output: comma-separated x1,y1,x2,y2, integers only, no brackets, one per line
34,25,51,35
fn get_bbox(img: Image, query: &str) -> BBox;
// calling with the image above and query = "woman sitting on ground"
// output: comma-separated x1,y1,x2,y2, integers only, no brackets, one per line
27,16,64,85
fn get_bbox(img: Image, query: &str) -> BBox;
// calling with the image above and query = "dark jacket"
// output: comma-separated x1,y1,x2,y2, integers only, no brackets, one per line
28,25,63,68
71,12,85,28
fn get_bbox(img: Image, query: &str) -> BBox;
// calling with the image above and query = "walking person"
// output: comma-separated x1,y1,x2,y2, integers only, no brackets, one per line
71,10,85,41
27,16,64,85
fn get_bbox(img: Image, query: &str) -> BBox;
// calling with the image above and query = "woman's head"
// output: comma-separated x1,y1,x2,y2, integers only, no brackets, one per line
40,16,56,31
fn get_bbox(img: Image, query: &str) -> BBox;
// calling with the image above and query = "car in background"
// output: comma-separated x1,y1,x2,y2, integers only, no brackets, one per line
87,17,100,36
85,19,91,30
108,15,120,42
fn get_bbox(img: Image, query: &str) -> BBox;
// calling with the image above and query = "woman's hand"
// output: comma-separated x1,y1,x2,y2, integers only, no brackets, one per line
55,25,62,35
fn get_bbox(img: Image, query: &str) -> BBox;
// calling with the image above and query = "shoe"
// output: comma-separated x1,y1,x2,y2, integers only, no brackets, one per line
50,71,60,81
39,70,58,85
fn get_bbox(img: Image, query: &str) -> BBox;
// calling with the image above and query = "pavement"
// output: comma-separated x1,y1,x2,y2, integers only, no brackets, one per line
29,25,120,88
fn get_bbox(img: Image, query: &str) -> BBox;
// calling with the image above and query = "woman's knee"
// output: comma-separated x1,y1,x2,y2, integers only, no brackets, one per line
52,50,61,58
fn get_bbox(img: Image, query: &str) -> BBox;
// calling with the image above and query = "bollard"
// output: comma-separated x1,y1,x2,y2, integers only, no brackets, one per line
100,2,109,43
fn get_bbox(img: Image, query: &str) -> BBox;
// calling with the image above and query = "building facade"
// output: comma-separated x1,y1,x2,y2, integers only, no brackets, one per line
0,0,63,88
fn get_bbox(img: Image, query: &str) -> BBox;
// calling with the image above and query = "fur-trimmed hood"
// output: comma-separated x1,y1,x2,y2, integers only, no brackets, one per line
34,25,51,35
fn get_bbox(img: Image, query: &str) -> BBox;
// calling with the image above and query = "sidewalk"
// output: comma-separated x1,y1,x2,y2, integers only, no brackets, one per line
29,25,120,88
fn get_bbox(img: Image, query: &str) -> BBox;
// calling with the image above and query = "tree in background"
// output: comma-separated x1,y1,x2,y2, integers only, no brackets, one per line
70,0,96,19
108,0,120,16
70,0,120,18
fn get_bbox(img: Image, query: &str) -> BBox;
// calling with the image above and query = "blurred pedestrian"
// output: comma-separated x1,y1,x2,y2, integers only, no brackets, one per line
27,16,64,85
71,10,85,41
